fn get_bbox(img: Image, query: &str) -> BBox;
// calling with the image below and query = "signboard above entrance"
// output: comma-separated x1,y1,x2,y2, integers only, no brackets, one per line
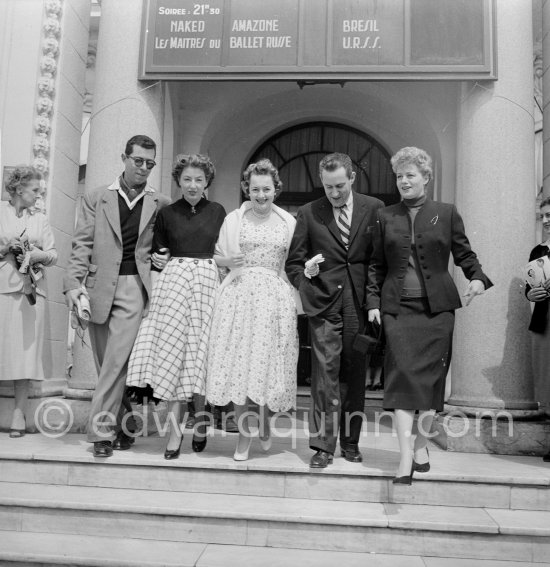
140,0,496,80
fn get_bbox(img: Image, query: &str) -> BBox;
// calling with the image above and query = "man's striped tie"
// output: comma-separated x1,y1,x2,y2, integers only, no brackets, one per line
336,205,350,247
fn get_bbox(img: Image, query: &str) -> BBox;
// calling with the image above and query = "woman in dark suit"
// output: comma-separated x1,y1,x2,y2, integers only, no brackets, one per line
525,197,550,462
367,147,492,484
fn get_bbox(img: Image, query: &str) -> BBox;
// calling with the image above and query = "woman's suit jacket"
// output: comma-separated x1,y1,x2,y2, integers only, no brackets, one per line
366,199,493,315
526,243,550,333
63,181,170,324
286,192,384,317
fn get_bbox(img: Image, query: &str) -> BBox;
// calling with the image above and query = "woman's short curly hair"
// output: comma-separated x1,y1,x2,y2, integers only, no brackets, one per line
5,165,43,196
241,158,283,198
172,154,216,188
390,147,433,181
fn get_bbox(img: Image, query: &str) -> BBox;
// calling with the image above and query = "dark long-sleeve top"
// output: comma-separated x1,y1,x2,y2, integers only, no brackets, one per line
366,198,493,315
151,197,226,271
526,243,550,333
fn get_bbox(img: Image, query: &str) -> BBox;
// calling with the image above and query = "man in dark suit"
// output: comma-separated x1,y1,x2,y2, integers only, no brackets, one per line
286,153,384,468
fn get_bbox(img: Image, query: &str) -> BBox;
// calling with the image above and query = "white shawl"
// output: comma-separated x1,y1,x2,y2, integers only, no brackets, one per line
215,201,303,313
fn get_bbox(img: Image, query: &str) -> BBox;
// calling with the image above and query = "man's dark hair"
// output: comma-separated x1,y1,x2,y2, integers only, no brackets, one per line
125,135,156,157
318,153,354,179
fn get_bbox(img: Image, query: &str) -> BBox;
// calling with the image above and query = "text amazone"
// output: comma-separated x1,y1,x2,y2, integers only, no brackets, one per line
231,19,279,32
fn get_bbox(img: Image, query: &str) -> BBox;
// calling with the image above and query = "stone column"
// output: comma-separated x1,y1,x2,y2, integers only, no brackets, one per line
66,0,166,429
0,0,92,433
85,0,164,191
434,0,545,455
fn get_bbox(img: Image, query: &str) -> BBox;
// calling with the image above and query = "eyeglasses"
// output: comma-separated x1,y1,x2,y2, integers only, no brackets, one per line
125,155,156,170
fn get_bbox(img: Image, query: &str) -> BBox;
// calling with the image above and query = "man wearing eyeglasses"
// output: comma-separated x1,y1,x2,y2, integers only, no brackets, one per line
64,134,171,457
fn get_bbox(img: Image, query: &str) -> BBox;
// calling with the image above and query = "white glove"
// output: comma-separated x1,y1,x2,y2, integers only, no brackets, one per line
304,254,325,279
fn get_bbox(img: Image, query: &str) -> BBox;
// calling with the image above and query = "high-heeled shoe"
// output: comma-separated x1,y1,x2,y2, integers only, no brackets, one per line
412,447,430,472
392,465,414,485
164,438,183,460
259,436,272,452
233,435,252,461
192,436,207,453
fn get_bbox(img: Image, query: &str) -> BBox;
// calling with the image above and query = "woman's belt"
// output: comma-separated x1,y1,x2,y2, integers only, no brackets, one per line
171,253,213,259
242,266,278,277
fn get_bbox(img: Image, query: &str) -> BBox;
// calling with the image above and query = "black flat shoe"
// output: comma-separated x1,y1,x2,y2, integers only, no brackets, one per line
543,451,550,462
93,440,113,458
341,446,363,463
412,447,430,472
310,450,333,468
192,437,207,453
164,439,182,460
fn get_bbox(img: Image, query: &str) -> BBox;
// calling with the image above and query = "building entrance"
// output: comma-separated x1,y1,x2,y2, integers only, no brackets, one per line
247,121,399,213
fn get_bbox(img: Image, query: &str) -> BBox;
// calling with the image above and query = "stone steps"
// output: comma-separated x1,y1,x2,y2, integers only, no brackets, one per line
1,479,550,562
2,532,547,567
2,432,550,564
1,450,549,511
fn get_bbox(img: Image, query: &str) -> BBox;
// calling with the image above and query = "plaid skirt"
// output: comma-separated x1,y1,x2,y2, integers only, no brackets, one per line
127,258,218,401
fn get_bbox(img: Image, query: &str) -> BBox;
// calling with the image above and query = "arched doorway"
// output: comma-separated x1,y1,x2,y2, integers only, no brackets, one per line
247,121,398,212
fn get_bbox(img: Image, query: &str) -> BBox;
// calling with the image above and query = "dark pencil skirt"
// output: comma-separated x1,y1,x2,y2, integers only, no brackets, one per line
382,297,454,412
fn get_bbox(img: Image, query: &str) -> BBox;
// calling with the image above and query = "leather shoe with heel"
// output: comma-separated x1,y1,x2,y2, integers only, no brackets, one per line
233,435,252,461
412,447,430,472
340,446,363,463
112,431,135,451
393,465,414,485
93,441,113,458
164,438,183,460
310,450,333,468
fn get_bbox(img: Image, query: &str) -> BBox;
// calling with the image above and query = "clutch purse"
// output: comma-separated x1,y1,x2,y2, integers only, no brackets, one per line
353,320,384,355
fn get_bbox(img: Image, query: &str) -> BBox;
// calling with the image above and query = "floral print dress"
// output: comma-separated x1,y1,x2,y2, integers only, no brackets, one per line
207,217,298,412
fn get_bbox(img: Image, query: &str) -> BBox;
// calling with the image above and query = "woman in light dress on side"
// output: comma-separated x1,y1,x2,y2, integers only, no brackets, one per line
0,166,57,436
207,159,299,461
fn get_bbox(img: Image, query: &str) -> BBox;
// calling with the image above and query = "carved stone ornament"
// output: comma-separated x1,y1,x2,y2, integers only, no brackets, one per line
35,115,52,134
32,0,63,200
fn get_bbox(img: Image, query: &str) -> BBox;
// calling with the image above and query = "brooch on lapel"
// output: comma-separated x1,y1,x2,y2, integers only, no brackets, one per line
430,215,439,226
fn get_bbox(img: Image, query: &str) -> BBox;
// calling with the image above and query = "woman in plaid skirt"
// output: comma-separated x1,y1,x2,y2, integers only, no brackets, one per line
127,154,225,459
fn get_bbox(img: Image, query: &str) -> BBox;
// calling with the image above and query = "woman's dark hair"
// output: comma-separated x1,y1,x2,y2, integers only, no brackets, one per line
172,154,216,188
5,165,43,196
540,197,550,209
241,158,283,197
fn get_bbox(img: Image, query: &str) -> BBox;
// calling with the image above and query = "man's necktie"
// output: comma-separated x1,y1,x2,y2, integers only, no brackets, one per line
127,188,138,201
336,205,350,247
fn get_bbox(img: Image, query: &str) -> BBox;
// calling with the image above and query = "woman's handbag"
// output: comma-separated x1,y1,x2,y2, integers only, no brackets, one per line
352,320,384,356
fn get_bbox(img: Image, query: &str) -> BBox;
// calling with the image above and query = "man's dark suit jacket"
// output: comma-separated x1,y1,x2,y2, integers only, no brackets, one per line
366,199,493,316
286,193,384,316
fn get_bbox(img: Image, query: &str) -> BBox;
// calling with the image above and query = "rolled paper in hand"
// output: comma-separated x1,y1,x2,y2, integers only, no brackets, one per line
77,294,91,325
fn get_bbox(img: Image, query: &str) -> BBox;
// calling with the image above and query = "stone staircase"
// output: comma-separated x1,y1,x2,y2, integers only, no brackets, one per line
0,426,549,566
